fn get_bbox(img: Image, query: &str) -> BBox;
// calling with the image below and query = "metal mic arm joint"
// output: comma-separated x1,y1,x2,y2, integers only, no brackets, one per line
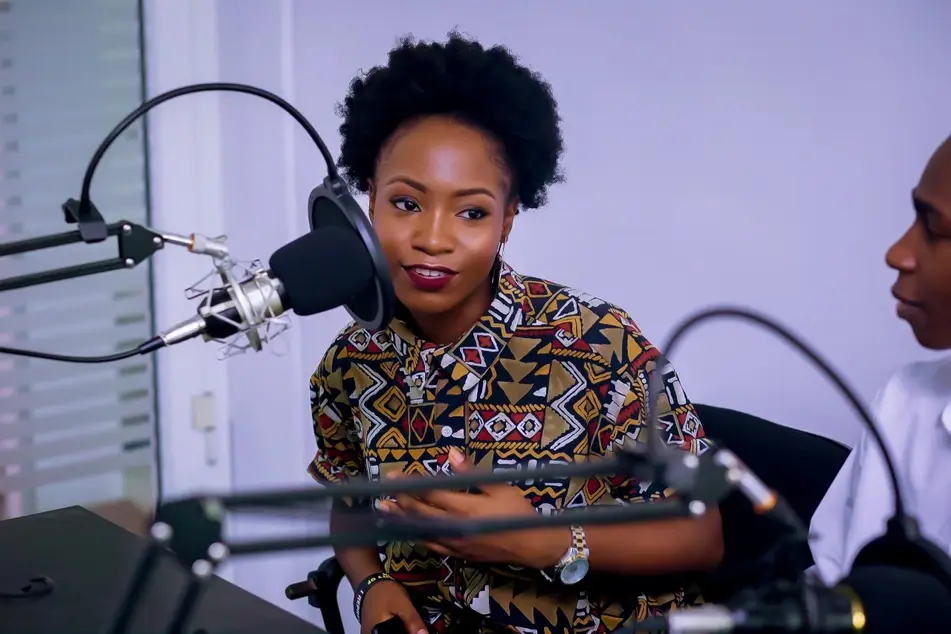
159,230,230,260
116,224,231,264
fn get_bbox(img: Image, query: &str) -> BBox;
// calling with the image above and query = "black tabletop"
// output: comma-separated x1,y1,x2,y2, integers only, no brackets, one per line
0,506,326,634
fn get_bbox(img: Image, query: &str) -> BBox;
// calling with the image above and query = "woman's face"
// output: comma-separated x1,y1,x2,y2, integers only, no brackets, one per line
369,116,516,320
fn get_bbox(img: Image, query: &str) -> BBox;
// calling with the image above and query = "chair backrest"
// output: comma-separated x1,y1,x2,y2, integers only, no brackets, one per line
693,403,850,602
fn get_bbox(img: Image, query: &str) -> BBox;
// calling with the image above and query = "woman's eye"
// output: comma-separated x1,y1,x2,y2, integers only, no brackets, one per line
393,198,420,212
460,208,486,220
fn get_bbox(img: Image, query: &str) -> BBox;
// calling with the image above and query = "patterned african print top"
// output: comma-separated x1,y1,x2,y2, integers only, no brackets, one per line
307,263,714,634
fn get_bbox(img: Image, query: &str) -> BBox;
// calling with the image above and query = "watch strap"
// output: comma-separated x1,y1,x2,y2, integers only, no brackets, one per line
566,524,589,560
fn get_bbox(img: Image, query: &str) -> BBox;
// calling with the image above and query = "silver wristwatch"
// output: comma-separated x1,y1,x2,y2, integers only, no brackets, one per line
541,525,590,585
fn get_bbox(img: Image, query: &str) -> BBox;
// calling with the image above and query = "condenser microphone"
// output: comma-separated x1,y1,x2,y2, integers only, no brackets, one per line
140,224,384,355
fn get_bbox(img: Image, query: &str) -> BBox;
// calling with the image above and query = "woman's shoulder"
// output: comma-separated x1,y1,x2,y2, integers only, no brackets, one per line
519,271,641,331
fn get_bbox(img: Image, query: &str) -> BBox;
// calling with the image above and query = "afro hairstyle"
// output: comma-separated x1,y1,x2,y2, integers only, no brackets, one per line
336,31,564,211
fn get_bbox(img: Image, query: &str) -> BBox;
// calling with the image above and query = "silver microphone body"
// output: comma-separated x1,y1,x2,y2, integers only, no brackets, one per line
157,268,287,349
140,224,383,358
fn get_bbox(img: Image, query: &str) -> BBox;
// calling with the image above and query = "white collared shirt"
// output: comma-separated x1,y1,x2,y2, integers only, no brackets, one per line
809,357,951,585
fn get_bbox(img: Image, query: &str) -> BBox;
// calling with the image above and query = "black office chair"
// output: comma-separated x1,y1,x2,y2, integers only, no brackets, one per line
692,404,849,602
285,404,850,633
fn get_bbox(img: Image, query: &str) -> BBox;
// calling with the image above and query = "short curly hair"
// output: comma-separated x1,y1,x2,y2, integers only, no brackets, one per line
336,31,564,210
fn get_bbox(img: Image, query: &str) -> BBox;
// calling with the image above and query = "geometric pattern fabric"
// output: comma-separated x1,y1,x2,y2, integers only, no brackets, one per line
308,263,713,633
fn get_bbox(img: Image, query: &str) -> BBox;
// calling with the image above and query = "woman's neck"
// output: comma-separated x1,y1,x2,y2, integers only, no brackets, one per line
410,279,494,346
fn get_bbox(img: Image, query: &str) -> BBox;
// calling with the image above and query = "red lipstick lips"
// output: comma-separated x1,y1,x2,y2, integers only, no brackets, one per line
403,264,457,292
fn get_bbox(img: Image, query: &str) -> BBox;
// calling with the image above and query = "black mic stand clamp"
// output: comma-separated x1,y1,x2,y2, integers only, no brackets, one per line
62,196,108,243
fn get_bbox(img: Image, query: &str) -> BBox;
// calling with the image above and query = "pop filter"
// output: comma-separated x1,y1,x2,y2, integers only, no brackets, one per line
308,177,395,330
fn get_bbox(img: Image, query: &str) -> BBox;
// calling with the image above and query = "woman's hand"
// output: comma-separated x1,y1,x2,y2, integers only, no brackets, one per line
380,449,568,569
360,579,427,634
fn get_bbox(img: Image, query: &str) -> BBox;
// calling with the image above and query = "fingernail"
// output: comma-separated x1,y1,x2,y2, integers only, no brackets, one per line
449,448,464,465
417,629,427,634
378,500,391,512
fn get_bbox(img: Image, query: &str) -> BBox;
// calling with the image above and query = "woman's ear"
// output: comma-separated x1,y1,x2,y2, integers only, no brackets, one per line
367,182,376,221
501,198,518,243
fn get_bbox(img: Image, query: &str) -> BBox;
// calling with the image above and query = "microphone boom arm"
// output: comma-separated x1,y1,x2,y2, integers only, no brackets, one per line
108,414,806,634
0,218,229,294
104,308,836,634
657,307,909,527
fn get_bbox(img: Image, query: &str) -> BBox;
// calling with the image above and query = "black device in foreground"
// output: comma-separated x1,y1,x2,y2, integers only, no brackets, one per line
0,506,325,634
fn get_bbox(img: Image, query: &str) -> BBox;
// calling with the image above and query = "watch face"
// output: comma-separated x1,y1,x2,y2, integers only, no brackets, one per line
559,558,590,585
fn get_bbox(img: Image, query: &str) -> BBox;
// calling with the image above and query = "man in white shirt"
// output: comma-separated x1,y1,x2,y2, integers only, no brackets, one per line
810,134,951,585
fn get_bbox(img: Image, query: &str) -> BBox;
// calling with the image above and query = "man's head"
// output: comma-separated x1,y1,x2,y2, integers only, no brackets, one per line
886,134,951,349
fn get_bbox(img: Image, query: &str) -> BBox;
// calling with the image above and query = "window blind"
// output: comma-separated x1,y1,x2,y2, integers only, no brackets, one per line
0,0,157,518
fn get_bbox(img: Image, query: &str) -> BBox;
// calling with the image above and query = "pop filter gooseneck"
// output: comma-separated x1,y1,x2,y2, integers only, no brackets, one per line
653,306,951,593
72,82,395,330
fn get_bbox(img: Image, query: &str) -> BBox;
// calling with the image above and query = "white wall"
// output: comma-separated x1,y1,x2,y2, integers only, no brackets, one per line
146,1,951,630
289,0,951,450
143,1,233,499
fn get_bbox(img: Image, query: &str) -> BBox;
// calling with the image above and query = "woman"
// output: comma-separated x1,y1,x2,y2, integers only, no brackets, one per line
307,32,723,634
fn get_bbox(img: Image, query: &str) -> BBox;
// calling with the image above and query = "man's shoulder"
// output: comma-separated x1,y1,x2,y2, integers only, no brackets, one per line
868,356,951,437
887,356,951,399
